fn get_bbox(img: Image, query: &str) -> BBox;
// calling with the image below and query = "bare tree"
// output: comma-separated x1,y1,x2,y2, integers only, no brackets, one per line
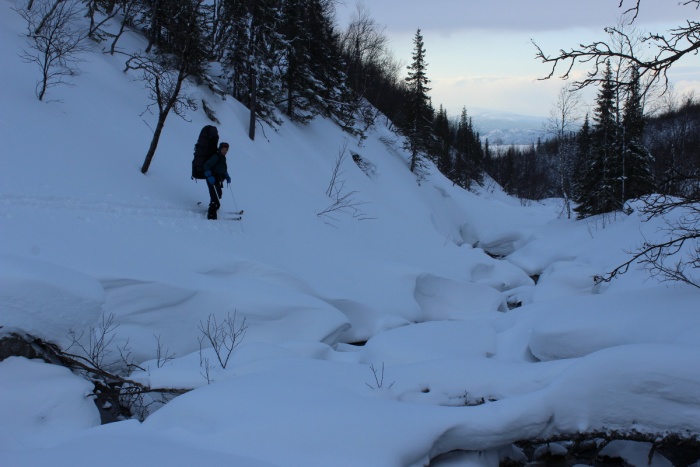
123,0,208,174
124,53,197,174
84,0,121,42
545,84,583,218
317,142,370,222
16,0,90,101
365,362,394,390
66,312,119,371
533,0,700,96
339,3,400,136
198,312,248,370
108,0,140,55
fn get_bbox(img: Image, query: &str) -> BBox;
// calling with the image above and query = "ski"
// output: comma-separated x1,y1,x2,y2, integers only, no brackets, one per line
196,202,244,219
197,202,244,216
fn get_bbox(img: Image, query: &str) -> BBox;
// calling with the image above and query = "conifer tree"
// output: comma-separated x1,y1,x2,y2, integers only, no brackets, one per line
574,61,623,217
483,140,492,177
572,114,592,201
453,107,484,188
218,0,284,137
279,0,317,122
403,29,433,176
433,105,452,176
622,67,655,201
305,0,356,132
219,0,252,101
246,0,285,136
275,0,356,127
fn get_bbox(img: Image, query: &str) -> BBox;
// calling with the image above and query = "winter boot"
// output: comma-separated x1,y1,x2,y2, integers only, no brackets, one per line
207,204,218,220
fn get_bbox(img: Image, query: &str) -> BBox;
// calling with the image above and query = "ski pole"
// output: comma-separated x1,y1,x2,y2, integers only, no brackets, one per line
228,184,244,232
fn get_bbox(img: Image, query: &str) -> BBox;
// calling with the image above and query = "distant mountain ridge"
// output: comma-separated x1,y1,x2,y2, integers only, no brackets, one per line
469,108,549,146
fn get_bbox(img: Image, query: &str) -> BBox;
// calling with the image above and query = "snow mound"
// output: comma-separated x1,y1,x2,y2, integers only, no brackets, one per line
414,273,508,320
528,287,700,361
0,255,104,343
360,320,497,365
546,344,700,434
0,357,100,450
103,276,351,363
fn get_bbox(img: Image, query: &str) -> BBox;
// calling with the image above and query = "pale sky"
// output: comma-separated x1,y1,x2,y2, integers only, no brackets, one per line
335,0,700,118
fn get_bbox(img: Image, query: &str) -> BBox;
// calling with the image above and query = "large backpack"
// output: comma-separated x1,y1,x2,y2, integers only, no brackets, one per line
191,125,219,179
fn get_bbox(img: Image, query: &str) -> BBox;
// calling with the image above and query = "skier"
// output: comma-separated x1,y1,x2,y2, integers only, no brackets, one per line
203,142,231,220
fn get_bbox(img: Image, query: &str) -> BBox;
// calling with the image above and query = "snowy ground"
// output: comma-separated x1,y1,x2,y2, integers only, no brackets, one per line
1,2,699,466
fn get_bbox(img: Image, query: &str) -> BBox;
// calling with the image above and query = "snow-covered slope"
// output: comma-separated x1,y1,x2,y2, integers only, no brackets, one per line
1,3,699,466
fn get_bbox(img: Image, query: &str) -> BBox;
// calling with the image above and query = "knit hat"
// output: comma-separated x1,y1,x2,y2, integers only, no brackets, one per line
219,142,229,149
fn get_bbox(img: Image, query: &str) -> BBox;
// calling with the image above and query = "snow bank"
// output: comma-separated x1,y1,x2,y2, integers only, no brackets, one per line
140,356,554,467
414,273,508,320
528,286,700,361
545,344,700,435
0,254,104,343
0,357,100,450
360,320,498,365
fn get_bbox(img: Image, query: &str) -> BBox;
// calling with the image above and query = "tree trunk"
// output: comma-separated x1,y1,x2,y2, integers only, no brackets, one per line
38,50,50,101
141,68,186,174
34,0,65,35
141,113,167,174
248,69,257,141
409,149,417,173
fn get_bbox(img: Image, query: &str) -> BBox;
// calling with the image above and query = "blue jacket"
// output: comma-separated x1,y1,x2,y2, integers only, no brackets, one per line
203,150,228,182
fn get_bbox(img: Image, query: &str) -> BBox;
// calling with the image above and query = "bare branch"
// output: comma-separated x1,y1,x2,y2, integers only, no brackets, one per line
596,196,700,288
198,311,248,369
15,0,89,100
317,142,371,221
534,2,699,97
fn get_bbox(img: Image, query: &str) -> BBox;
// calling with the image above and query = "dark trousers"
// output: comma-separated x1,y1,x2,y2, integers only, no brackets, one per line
207,181,222,219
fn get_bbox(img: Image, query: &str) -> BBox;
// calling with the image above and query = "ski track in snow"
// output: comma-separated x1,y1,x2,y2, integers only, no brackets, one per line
0,195,205,221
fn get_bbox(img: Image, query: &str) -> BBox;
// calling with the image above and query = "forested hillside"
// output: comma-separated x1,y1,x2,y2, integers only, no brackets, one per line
19,0,698,214
489,95,700,206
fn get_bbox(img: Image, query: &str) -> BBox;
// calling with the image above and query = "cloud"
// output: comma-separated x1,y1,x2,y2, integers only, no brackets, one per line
431,74,567,117
336,0,694,34
336,1,700,117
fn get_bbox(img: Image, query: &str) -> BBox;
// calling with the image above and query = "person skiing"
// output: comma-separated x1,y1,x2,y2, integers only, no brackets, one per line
203,142,231,220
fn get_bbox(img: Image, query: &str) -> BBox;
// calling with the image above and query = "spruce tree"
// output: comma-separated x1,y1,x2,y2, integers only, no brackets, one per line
453,107,484,188
279,0,317,122
433,105,452,176
469,124,484,186
220,0,252,102
622,67,655,201
218,0,284,136
483,140,492,177
403,29,433,175
276,0,354,127
247,0,285,134
574,61,623,217
454,108,471,188
305,0,356,132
